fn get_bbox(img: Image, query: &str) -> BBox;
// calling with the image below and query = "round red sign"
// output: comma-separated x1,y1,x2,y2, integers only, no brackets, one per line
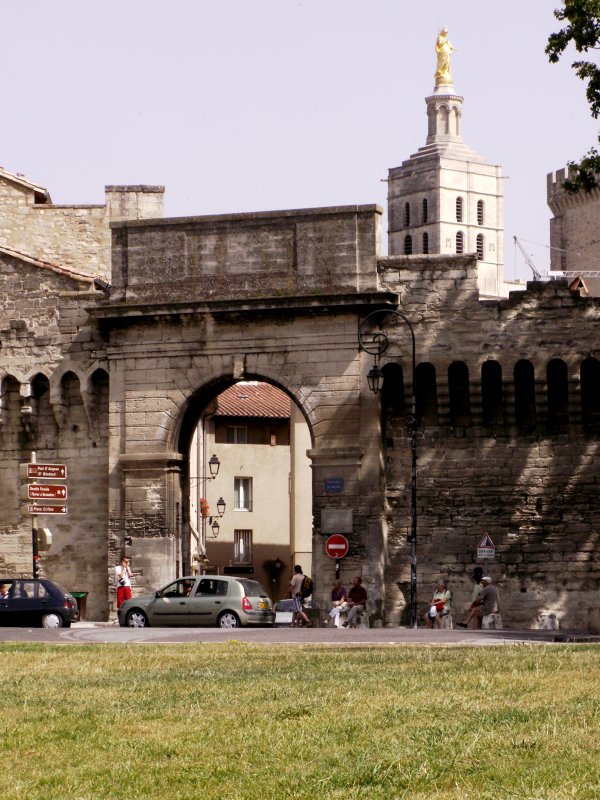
325,534,349,559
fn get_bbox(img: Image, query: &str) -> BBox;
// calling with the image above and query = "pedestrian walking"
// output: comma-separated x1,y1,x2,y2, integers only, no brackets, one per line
289,564,311,627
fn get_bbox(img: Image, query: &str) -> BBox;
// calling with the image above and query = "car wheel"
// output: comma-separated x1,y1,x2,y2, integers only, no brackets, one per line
218,611,240,629
42,613,64,629
125,610,148,628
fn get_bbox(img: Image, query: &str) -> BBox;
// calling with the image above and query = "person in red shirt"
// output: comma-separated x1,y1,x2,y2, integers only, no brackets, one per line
115,557,133,609
343,576,367,627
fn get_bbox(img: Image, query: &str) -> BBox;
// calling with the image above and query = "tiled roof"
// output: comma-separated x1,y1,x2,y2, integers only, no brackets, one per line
0,245,94,284
215,382,291,418
0,167,51,201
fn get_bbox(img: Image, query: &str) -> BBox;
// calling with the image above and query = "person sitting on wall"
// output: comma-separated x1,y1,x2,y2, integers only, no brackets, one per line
328,579,348,623
476,576,500,622
341,576,367,628
423,579,452,628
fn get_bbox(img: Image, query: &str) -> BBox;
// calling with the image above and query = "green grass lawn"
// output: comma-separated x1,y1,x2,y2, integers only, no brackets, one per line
3,643,600,800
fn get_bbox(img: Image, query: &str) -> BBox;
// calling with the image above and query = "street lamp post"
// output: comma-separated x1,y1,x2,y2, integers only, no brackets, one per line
189,454,226,573
358,309,418,628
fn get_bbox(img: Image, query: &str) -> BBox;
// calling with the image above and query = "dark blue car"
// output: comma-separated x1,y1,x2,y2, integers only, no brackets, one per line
0,578,78,628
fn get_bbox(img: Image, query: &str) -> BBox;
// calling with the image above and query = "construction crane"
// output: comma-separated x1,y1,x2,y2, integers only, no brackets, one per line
513,236,543,281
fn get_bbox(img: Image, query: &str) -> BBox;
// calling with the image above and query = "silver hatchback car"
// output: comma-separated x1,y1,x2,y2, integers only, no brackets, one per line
118,574,275,629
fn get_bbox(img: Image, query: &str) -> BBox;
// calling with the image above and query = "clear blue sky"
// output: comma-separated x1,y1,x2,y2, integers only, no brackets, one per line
1,1,595,278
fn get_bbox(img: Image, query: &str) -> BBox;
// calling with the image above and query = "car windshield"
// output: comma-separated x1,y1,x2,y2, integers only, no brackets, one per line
236,579,268,598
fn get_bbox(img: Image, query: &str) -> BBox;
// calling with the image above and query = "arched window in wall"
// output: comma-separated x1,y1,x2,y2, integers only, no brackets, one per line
422,198,428,224
481,360,503,426
452,106,460,136
581,357,600,431
403,202,410,228
60,371,88,435
381,363,405,417
476,233,484,260
547,359,569,430
440,105,450,134
0,375,22,451
456,196,463,223
456,231,464,254
477,199,485,226
416,362,438,426
404,235,413,255
90,368,110,445
448,361,471,426
422,232,429,254
514,360,536,429
31,373,57,450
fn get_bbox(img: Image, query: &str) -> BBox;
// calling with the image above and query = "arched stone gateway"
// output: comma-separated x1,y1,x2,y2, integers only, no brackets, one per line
93,205,388,620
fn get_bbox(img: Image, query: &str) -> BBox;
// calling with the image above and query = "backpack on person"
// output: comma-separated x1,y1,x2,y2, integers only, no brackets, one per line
300,575,314,598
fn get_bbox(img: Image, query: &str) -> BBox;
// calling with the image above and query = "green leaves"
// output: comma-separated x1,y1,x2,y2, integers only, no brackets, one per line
547,1,600,191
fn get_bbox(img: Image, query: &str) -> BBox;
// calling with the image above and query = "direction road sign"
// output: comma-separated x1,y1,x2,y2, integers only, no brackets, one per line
27,504,68,515
27,485,68,500
325,534,349,559
21,463,67,480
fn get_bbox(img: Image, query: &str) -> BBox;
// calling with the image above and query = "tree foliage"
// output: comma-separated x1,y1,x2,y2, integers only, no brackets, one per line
546,0,600,192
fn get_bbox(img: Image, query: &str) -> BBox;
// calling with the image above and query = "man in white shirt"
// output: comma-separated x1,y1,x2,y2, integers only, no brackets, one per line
115,557,133,609
289,564,311,627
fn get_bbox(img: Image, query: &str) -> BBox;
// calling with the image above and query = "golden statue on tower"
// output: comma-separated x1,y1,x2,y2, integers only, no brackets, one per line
434,27,456,87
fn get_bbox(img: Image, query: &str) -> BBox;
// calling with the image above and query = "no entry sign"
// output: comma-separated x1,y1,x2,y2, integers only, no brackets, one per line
325,534,349,559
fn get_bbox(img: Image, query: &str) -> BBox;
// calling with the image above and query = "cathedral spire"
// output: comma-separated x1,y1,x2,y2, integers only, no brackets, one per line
386,28,506,298
427,28,463,144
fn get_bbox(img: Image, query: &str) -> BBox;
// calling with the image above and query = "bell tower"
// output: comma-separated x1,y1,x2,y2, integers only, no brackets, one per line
388,29,505,298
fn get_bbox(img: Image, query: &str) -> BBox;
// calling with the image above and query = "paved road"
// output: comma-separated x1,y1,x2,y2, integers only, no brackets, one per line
0,623,597,645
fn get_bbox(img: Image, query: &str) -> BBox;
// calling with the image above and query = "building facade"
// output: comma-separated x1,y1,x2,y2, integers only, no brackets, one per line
190,381,312,595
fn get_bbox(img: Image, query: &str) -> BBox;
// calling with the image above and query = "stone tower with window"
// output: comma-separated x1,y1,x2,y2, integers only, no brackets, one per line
387,56,506,298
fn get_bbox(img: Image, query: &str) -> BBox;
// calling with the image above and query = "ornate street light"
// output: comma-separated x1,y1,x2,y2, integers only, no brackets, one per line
206,497,226,540
358,309,418,628
191,457,226,543
366,363,384,395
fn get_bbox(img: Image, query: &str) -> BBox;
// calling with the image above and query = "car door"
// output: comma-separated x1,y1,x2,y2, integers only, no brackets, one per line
146,579,192,626
187,578,229,625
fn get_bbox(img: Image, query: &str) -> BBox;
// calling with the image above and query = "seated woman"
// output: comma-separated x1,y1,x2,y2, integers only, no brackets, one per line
423,580,451,628
328,579,348,624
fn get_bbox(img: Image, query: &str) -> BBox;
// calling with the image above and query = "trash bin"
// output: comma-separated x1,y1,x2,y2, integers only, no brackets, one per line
71,591,88,622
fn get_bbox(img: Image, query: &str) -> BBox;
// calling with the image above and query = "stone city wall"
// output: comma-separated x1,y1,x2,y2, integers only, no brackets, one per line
379,254,600,629
0,250,111,619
